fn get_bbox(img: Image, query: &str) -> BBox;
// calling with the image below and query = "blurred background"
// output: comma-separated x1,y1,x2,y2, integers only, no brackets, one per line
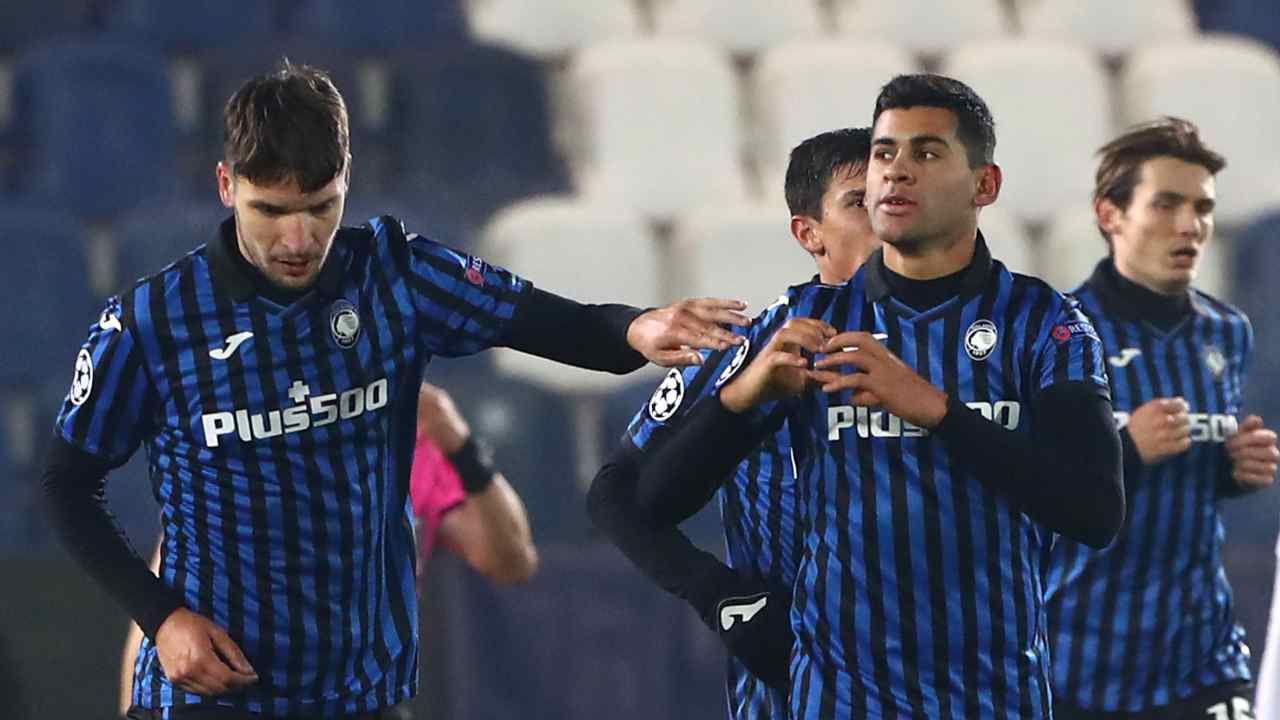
3,0,1280,717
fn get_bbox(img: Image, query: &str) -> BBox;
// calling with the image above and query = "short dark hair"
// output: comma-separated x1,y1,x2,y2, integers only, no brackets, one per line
223,60,350,193
785,127,872,219
872,74,996,168
1094,116,1226,214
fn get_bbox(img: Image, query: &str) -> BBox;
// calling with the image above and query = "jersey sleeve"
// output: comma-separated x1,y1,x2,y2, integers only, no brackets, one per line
53,296,154,467
386,216,531,357
623,293,793,452
1032,294,1110,399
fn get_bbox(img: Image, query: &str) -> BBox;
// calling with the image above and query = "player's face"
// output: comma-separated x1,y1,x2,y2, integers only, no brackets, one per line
812,164,878,282
868,107,996,253
1102,156,1215,295
217,163,348,291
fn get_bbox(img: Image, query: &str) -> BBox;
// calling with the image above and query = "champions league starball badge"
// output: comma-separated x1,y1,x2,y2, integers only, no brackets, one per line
329,300,361,349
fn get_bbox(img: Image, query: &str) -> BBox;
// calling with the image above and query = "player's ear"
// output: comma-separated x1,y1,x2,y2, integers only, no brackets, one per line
216,162,235,209
973,163,1001,208
1096,197,1123,237
791,215,824,257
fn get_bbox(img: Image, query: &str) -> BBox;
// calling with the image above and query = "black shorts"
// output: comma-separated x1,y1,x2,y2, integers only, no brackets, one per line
125,703,413,720
1053,681,1255,720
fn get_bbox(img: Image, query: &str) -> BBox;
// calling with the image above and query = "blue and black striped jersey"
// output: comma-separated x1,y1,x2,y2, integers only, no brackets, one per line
1046,260,1254,712
624,286,819,720
739,237,1109,720
55,215,527,717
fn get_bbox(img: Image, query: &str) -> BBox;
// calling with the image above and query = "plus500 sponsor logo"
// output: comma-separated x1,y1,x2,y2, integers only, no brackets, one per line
1113,411,1237,443
201,378,389,448
827,401,1021,440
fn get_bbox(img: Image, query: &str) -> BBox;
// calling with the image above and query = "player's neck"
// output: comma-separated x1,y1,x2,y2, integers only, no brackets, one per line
1097,257,1191,330
882,230,976,281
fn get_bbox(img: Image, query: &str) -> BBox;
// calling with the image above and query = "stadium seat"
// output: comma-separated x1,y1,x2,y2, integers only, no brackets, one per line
105,0,278,52
0,206,95,389
12,40,178,220
1040,209,1108,293
479,196,661,393
1233,211,1280,418
977,204,1036,277
292,0,470,51
941,41,1112,225
752,41,920,195
1022,0,1195,57
424,359,586,543
652,0,826,56
465,0,642,60
1120,36,1280,228
671,201,814,311
1194,0,1280,56
112,201,228,288
392,44,570,227
0,0,100,55
834,0,1010,56
569,39,747,220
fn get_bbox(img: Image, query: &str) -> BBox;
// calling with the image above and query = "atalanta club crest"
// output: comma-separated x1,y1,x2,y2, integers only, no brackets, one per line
964,319,998,361
329,300,361,349
1204,346,1227,380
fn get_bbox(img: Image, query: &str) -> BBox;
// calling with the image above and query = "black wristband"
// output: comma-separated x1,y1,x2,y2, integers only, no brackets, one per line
448,436,497,494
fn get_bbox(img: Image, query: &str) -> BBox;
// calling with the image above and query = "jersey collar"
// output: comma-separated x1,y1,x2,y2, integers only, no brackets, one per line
864,230,994,305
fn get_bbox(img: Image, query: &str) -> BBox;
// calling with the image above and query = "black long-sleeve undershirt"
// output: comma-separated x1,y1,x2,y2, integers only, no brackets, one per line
499,287,648,374
42,438,184,639
636,381,1125,548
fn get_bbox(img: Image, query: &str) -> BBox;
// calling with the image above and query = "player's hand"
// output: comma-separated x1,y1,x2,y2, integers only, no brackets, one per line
809,332,949,429
720,318,836,412
1126,397,1191,465
627,298,751,367
1225,415,1279,489
416,382,470,454
154,608,257,697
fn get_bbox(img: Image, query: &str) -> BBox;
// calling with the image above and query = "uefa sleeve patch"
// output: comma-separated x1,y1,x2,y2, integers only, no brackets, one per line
1051,320,1099,344
715,338,750,388
648,368,685,422
68,348,94,406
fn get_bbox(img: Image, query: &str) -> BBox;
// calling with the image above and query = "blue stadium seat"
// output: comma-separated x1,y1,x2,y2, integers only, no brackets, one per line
12,40,178,219
1196,0,1280,53
0,0,101,54
104,0,278,52
1232,210,1280,420
418,546,726,719
113,200,227,288
290,0,469,52
425,359,587,543
0,207,95,389
390,44,570,226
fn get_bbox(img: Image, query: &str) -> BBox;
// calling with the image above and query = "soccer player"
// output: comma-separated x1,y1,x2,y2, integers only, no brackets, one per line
43,61,748,719
587,127,878,719
1045,118,1277,720
118,381,536,716
627,74,1126,719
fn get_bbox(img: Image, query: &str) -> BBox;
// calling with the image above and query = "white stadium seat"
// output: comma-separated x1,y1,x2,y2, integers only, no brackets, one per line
651,0,827,56
834,0,1010,56
1120,35,1280,227
1040,209,1110,293
976,204,1036,278
465,0,642,59
671,201,817,311
752,41,920,197
481,196,661,392
942,40,1112,225
1021,0,1194,56
569,39,747,220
